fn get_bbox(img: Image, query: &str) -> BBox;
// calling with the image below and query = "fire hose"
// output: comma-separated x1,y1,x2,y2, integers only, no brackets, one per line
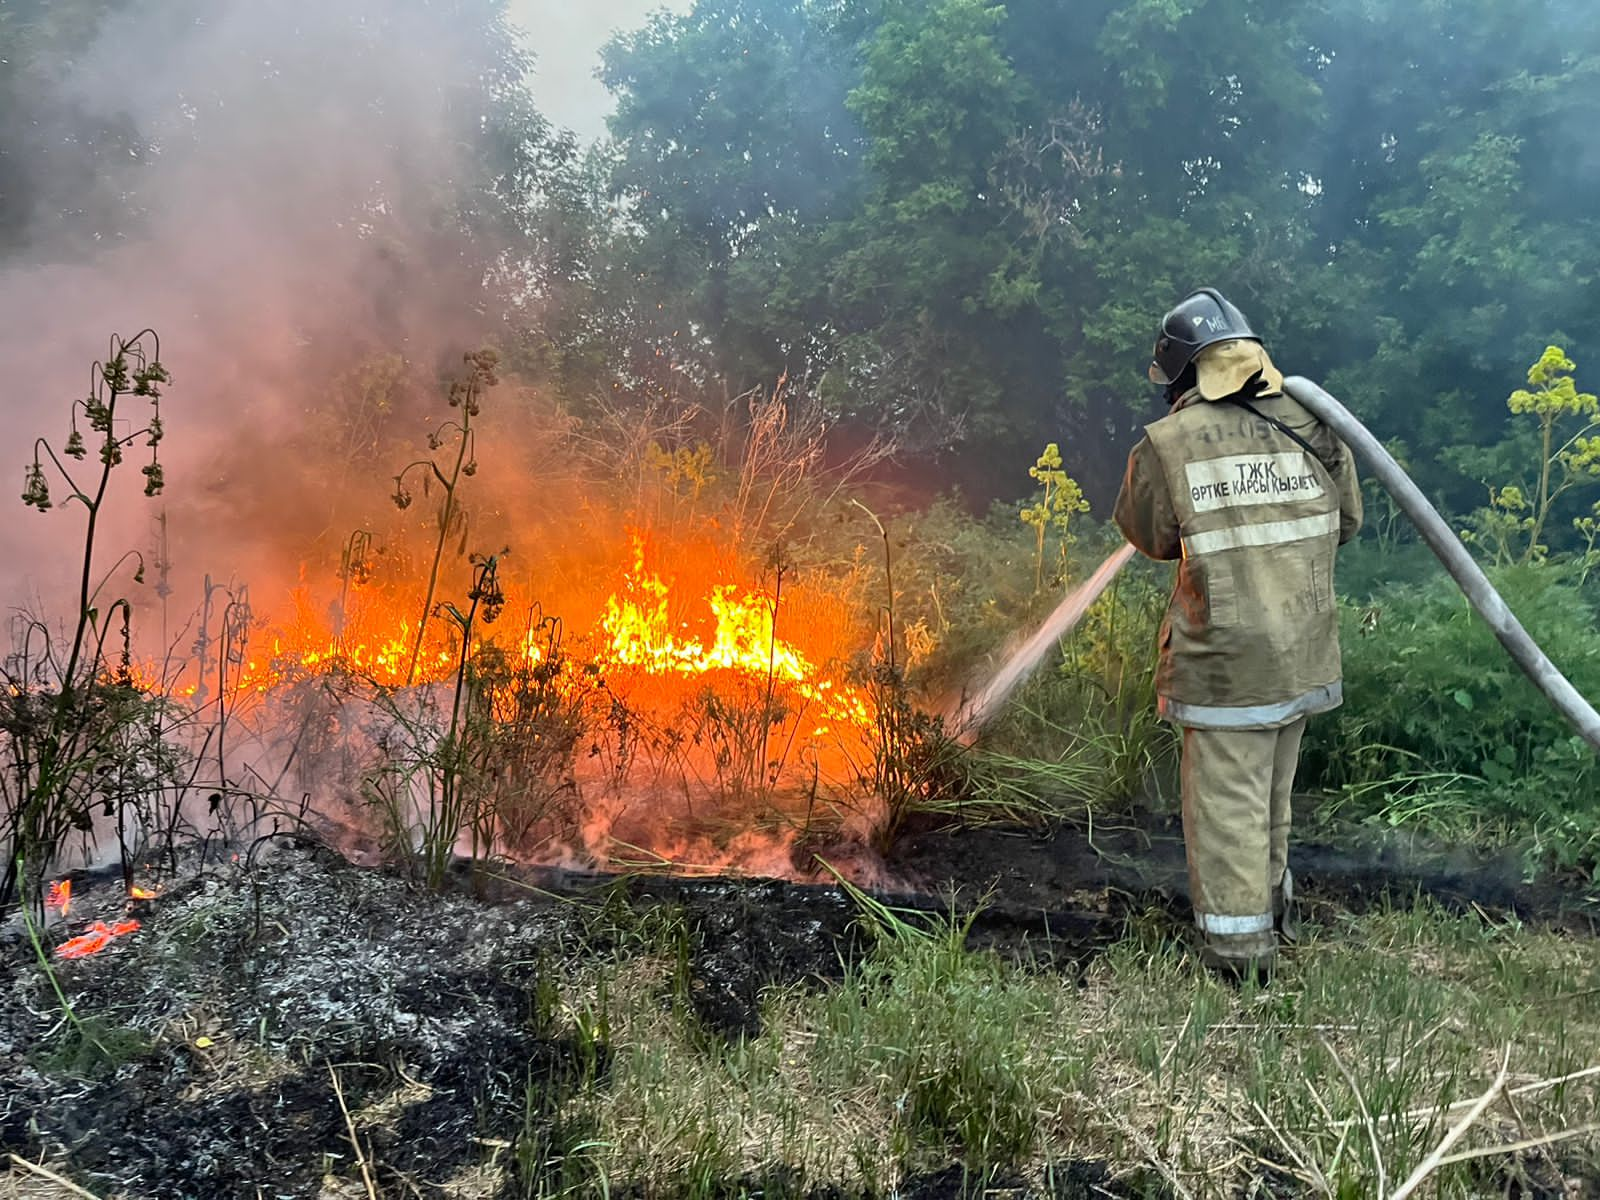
951,376,1600,753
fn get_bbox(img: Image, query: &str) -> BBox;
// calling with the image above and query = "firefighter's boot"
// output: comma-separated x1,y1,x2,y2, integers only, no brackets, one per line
1273,868,1300,946
1199,932,1276,984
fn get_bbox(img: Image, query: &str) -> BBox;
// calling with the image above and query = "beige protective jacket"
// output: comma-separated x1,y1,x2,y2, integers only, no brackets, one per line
1113,348,1363,730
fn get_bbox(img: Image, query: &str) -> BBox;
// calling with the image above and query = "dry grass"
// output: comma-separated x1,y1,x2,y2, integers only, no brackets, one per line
2,1159,102,1200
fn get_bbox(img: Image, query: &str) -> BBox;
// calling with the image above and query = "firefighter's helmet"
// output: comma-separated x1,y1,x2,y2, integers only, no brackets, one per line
1148,287,1258,386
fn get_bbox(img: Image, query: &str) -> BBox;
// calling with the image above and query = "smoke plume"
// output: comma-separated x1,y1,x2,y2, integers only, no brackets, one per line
0,0,551,622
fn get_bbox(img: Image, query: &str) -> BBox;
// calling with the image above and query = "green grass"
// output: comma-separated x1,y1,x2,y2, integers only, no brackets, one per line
34,1015,153,1077
1302,563,1600,880
502,897,1600,1197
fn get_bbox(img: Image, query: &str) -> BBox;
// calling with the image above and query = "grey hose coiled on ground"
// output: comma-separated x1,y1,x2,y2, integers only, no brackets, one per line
1284,375,1600,753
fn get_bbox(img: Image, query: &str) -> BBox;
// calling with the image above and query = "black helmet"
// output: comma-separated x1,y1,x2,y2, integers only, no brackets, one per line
1148,287,1258,385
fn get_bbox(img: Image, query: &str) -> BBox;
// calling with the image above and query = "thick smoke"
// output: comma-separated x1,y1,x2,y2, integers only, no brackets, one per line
0,0,548,625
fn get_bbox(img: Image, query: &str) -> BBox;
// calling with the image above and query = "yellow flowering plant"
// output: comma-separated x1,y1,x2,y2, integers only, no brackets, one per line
1018,442,1088,594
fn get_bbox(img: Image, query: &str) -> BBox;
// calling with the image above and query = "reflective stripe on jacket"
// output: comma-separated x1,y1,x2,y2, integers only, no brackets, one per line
1113,381,1363,730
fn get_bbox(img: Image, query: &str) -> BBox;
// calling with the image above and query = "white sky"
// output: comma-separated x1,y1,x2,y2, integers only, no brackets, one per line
505,0,692,141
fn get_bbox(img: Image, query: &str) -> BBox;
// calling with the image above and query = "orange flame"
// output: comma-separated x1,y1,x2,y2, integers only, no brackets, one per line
139,534,875,739
55,919,141,960
46,879,72,915
130,886,158,900
599,542,871,732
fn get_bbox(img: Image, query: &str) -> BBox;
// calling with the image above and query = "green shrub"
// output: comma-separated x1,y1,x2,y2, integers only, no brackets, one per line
885,495,1044,695
1334,537,1441,601
1303,561,1600,875
979,553,1177,808
872,500,1178,820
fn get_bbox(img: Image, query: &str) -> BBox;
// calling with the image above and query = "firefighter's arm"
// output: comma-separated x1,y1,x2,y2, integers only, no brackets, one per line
1327,435,1364,545
1113,437,1182,561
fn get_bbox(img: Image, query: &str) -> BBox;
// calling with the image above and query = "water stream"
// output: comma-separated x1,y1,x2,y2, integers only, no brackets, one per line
947,541,1140,741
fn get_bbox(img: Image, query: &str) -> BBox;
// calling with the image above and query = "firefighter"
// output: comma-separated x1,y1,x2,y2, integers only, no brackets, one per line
1113,288,1363,978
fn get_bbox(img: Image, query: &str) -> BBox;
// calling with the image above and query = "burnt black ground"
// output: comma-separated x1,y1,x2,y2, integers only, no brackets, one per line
891,806,1600,938
2,811,1597,1199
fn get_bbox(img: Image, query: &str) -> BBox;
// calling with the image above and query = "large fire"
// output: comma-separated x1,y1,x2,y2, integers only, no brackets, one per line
597,541,872,734
105,527,887,880
151,533,875,742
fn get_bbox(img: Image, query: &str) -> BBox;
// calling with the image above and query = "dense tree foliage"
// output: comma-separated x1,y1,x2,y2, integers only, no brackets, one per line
597,0,1600,514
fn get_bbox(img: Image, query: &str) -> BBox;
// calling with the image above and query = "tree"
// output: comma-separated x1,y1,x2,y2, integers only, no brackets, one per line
595,0,1600,514
600,0,865,392
1304,0,1600,514
824,0,1031,445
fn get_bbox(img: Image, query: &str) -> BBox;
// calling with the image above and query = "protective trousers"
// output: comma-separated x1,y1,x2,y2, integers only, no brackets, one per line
1180,717,1306,967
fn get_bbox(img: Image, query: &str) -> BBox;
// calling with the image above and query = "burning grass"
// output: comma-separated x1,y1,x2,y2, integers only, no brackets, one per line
230,526,896,887
5,340,977,911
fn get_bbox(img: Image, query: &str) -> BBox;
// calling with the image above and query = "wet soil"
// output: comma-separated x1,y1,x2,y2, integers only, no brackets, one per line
3,811,1596,1199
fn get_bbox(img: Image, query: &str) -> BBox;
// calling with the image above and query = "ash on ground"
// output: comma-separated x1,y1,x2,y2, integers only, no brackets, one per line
0,841,876,1199
2,843,608,1198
